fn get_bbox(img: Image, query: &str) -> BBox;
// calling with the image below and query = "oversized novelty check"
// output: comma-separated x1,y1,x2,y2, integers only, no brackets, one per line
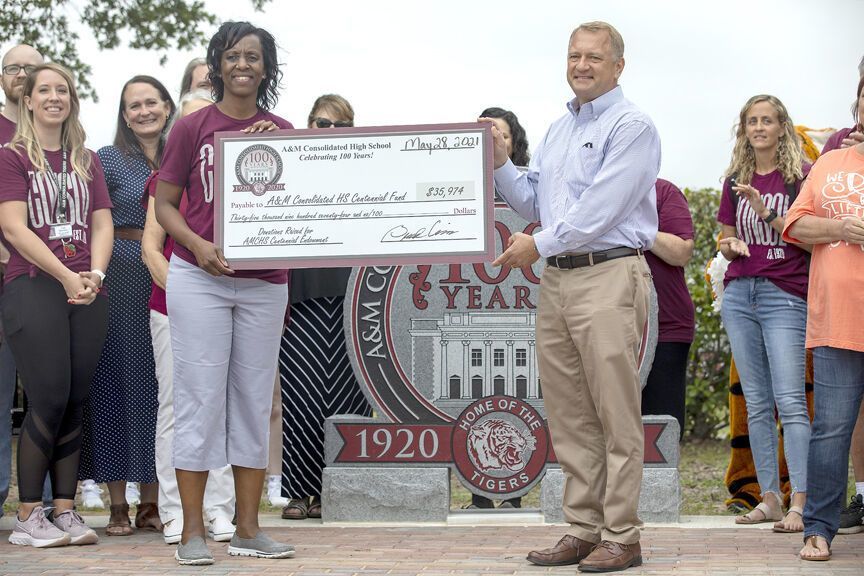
213,123,494,269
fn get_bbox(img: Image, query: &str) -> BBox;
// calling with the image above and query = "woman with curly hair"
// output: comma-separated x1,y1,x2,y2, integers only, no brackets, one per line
468,107,529,511
155,21,294,565
479,107,530,167
717,94,811,532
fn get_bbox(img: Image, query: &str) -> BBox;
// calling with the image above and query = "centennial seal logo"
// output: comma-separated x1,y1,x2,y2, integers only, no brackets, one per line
234,144,285,196
451,396,548,496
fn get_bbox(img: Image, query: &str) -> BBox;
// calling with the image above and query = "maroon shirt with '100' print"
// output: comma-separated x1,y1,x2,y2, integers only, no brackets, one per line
716,168,810,300
0,146,113,284
158,105,292,284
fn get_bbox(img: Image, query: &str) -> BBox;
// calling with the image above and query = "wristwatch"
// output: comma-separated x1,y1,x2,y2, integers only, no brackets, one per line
762,209,778,224
91,269,106,286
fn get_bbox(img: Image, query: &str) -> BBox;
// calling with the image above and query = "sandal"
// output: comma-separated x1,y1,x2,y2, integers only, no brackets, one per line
799,535,831,561
307,497,322,519
773,506,804,533
106,503,133,536
281,498,308,520
735,501,782,524
135,502,163,532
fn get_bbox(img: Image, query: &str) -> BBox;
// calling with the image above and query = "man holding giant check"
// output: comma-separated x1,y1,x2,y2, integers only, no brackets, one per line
488,20,659,574
214,123,496,269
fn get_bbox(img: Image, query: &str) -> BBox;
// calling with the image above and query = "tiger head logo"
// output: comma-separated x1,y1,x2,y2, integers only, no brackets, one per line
467,418,536,473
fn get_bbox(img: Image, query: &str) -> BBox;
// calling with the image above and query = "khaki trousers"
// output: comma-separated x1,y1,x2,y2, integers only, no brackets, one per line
537,255,651,545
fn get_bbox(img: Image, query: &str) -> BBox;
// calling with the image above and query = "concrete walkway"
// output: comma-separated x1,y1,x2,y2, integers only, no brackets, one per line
0,513,861,575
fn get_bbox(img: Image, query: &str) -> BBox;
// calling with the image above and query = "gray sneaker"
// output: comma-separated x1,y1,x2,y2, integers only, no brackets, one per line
228,531,295,558
175,536,214,566
52,509,98,545
8,506,71,548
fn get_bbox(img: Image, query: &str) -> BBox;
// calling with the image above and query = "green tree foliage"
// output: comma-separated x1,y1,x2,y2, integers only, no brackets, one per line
683,186,730,439
0,0,269,101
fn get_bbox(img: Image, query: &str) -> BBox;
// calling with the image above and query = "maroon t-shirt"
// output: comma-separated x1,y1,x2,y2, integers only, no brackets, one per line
0,116,18,271
158,105,293,284
822,127,855,154
143,171,189,315
716,168,810,300
0,115,15,144
0,146,113,283
644,179,695,343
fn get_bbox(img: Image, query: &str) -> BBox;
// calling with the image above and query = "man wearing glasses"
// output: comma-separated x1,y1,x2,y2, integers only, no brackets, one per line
1,45,42,141
0,43,44,522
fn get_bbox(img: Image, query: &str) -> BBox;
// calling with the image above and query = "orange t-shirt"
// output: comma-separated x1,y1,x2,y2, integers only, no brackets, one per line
783,145,864,352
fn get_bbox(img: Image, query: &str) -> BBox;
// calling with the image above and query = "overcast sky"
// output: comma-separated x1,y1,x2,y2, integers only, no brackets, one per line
3,0,862,189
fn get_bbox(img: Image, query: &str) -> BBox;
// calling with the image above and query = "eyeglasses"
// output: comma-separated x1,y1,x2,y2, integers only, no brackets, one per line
2,64,37,76
314,118,353,128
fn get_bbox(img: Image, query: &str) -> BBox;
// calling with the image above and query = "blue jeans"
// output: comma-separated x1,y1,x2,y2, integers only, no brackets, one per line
721,277,810,497
0,340,53,517
0,339,15,517
804,347,864,544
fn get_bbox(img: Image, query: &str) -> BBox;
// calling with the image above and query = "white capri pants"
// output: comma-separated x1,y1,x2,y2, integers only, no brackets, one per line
151,309,235,523
167,257,288,471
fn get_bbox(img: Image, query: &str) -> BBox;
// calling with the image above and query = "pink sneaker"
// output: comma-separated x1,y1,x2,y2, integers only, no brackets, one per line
53,509,99,545
8,506,71,548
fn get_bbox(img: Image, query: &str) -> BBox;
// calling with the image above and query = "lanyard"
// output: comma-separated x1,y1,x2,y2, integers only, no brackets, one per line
43,149,68,224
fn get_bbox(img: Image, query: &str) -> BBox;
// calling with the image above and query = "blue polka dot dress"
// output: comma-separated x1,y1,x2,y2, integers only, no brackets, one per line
79,146,158,484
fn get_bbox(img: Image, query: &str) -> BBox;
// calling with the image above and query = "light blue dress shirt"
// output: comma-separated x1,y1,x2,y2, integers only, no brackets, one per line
494,85,661,258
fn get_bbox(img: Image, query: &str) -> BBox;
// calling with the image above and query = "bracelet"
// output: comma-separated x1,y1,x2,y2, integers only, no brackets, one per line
91,269,106,285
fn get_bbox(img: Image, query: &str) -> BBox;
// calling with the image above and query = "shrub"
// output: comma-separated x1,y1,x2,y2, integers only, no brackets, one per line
683,187,730,439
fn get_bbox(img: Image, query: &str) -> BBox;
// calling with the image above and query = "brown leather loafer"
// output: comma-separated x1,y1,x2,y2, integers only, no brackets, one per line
578,540,642,573
527,534,595,566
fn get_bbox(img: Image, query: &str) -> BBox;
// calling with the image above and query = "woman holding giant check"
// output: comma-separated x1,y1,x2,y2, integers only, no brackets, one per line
155,21,294,566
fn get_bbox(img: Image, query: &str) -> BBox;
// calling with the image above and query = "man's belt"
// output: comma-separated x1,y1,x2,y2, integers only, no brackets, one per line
546,247,641,270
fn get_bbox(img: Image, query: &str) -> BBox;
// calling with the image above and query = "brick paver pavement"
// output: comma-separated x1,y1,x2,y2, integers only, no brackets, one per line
0,519,862,575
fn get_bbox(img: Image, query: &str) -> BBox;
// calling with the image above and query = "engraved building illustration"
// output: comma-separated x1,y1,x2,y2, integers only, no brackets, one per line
409,312,540,412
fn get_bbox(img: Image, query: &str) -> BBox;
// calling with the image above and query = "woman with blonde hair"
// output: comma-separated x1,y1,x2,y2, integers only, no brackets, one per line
179,58,211,98
0,62,113,547
717,94,811,532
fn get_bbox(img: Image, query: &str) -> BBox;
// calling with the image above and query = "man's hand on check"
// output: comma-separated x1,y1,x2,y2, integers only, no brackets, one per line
493,232,540,269
478,117,510,169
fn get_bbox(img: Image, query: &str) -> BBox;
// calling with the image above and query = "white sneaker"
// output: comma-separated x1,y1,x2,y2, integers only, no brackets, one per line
125,482,140,506
208,516,235,542
163,517,183,545
266,475,289,507
79,480,105,509
52,509,98,545
8,506,71,548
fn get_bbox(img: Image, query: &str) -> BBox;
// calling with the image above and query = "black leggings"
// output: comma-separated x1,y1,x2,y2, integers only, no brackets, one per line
641,341,691,439
1,274,108,502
